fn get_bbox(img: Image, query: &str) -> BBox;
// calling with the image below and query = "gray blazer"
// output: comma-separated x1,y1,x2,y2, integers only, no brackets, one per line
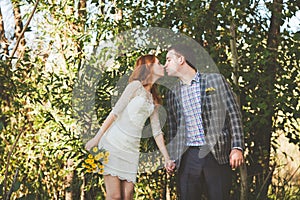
166,73,244,168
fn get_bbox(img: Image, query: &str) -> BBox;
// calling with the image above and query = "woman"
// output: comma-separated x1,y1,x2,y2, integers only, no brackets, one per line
85,55,175,200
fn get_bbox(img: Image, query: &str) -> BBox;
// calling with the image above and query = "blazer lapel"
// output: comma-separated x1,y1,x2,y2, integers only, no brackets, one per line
199,73,207,105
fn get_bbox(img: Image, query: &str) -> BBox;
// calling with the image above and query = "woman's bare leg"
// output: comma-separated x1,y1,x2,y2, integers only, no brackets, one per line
104,175,122,200
121,180,134,200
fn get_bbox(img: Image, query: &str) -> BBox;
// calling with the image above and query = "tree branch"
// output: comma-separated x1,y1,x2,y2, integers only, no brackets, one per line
5,169,19,200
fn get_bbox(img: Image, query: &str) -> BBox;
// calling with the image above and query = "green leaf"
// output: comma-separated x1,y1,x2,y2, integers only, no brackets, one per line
12,181,21,192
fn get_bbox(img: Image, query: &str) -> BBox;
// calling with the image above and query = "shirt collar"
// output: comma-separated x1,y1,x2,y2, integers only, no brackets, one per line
180,71,200,86
193,72,201,83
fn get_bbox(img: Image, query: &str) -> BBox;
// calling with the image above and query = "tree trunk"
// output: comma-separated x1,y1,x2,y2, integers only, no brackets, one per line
78,0,87,21
255,0,283,199
12,1,26,57
80,173,85,200
229,20,248,200
0,8,10,58
64,1,87,198
204,0,218,46
65,159,74,200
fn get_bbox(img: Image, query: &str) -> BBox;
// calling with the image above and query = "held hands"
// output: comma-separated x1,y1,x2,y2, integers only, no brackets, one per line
164,160,176,174
229,149,244,169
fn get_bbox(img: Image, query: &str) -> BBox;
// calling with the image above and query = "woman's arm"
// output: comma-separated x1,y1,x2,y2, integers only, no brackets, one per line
85,81,141,150
154,134,170,161
154,134,176,173
85,113,116,150
150,107,176,173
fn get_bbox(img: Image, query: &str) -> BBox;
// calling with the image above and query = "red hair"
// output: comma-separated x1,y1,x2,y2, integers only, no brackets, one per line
128,55,162,105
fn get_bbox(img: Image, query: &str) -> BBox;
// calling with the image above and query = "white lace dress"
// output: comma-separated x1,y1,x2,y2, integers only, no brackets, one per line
98,80,163,183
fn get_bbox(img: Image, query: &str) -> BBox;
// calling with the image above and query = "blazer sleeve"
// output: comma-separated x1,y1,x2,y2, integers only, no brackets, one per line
166,90,178,140
219,74,245,150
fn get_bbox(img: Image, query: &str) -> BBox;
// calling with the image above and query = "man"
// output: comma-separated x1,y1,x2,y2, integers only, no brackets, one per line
164,44,245,200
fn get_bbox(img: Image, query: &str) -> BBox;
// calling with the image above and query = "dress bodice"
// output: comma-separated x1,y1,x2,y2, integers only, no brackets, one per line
126,87,154,129
110,80,162,138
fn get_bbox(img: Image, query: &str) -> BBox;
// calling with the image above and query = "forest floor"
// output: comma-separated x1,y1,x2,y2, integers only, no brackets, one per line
272,132,300,192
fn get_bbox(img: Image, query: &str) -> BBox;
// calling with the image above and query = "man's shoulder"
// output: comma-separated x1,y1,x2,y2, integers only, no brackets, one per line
200,72,224,80
200,72,222,77
167,79,181,90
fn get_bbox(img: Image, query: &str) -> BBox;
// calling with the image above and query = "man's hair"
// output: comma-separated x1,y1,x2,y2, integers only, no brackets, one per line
168,44,197,71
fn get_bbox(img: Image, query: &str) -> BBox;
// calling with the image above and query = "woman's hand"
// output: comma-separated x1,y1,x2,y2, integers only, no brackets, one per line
85,137,99,151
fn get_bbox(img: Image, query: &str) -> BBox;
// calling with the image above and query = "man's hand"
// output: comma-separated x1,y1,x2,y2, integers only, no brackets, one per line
165,160,176,174
229,149,244,169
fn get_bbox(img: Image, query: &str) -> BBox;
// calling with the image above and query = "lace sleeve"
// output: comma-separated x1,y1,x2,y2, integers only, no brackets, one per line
150,106,164,137
111,80,141,117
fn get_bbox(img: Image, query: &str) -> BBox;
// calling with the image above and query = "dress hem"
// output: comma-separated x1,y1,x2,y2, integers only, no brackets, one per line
102,172,136,183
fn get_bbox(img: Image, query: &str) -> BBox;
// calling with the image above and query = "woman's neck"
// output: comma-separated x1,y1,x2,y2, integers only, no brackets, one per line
145,76,159,91
144,84,152,92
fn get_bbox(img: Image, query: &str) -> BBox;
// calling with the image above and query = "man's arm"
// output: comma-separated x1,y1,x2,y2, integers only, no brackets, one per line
219,74,245,168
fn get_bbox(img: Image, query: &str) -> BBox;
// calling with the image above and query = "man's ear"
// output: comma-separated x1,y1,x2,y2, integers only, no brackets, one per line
178,55,185,65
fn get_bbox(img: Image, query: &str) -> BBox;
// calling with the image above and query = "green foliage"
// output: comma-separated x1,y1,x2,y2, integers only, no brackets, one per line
0,48,83,199
1,0,299,199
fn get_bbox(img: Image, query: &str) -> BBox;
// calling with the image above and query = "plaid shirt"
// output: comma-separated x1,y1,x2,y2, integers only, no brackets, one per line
166,73,244,167
180,73,206,146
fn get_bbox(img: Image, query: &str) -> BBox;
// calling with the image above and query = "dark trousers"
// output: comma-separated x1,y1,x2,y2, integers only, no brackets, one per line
178,147,232,200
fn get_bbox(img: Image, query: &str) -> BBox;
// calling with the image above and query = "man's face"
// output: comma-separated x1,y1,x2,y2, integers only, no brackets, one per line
164,50,181,77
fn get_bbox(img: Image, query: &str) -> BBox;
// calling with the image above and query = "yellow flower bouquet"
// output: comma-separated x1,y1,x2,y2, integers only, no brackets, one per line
82,146,109,174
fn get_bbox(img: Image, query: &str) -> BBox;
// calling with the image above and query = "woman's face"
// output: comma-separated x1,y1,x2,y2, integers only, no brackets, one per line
152,58,165,77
